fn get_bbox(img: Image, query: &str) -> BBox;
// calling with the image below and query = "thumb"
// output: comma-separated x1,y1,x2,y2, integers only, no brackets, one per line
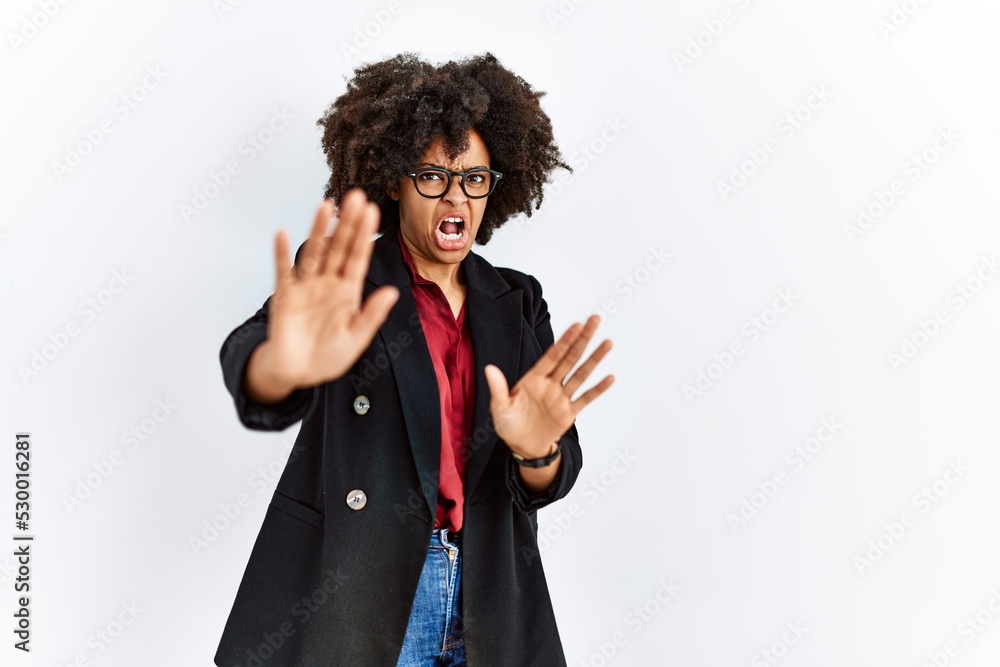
355,285,399,338
483,364,510,407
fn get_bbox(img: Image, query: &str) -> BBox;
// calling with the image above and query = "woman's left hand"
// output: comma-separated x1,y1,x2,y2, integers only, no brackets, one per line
484,314,614,458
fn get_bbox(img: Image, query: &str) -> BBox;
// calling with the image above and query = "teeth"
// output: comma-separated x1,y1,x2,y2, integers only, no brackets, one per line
442,217,463,223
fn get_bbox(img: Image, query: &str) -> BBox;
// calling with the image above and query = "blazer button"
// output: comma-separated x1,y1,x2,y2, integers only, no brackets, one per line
353,395,370,415
346,489,367,510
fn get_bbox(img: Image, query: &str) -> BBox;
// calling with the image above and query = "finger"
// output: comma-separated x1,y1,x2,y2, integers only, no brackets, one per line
326,189,368,277
341,201,380,283
483,364,511,407
549,314,602,382
297,200,334,277
274,228,291,289
351,285,400,342
570,374,615,416
562,338,613,397
529,322,584,378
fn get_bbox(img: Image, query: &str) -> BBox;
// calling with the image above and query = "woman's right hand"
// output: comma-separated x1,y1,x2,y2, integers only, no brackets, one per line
243,188,400,404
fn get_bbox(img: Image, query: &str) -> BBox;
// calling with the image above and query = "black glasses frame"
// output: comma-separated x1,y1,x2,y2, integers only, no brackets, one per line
403,167,504,199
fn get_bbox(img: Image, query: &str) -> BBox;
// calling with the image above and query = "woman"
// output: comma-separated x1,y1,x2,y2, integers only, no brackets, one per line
214,52,613,667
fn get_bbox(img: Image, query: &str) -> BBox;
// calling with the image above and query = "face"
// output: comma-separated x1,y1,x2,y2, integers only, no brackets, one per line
388,128,492,268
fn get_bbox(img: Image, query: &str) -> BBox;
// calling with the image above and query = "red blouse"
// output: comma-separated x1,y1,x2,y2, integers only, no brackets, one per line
397,230,474,532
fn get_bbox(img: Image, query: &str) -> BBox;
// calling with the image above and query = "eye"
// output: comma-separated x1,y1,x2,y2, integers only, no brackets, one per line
418,170,445,182
466,172,485,184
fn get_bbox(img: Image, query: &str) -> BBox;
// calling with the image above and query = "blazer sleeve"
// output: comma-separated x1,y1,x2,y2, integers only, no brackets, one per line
505,273,583,513
218,241,320,431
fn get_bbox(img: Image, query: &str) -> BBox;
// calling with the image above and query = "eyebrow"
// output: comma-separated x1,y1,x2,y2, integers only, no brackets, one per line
416,162,490,170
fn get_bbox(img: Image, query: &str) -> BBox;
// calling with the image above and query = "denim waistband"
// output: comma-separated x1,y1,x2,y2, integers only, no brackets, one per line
431,527,462,549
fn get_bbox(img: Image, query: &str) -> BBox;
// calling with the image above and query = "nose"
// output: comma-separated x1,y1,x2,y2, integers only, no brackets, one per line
443,173,468,205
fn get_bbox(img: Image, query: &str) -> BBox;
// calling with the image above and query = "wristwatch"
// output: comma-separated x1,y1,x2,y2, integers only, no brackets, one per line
511,440,562,468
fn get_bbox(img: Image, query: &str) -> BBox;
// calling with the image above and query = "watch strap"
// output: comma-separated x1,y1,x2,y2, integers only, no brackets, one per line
511,440,562,468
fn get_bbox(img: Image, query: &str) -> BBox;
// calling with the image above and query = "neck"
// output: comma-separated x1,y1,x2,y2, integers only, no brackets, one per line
403,237,465,289
411,253,463,289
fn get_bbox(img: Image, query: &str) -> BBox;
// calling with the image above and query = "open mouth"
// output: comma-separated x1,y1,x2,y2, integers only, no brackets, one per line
438,216,465,238
435,214,468,250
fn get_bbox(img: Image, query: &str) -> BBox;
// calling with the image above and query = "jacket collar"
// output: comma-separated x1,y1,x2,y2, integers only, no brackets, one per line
368,227,512,297
364,231,523,519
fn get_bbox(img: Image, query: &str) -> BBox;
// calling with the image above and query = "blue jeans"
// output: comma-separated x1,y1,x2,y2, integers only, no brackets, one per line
396,528,467,666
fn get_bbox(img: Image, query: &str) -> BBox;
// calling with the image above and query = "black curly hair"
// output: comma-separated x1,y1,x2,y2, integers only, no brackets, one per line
316,52,570,245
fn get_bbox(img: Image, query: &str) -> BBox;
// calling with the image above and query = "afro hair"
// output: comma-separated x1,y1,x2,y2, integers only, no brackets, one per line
316,52,570,244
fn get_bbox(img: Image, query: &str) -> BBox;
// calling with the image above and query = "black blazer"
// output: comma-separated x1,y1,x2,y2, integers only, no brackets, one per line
214,230,583,666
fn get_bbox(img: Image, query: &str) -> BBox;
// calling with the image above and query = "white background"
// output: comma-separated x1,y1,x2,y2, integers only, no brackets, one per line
2,0,1000,665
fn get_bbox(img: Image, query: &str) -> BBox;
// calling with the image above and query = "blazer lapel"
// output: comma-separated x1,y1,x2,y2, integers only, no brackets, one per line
364,233,441,520
364,232,523,518
462,252,522,503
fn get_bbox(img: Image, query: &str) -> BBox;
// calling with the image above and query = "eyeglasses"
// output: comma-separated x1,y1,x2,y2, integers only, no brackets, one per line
403,167,503,199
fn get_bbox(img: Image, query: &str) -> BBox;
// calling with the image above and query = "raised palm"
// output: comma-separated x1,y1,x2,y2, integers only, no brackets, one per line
256,189,400,395
484,315,614,457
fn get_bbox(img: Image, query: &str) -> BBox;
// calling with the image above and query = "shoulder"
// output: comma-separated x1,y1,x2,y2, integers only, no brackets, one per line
462,246,544,305
492,265,542,298
487,264,551,331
